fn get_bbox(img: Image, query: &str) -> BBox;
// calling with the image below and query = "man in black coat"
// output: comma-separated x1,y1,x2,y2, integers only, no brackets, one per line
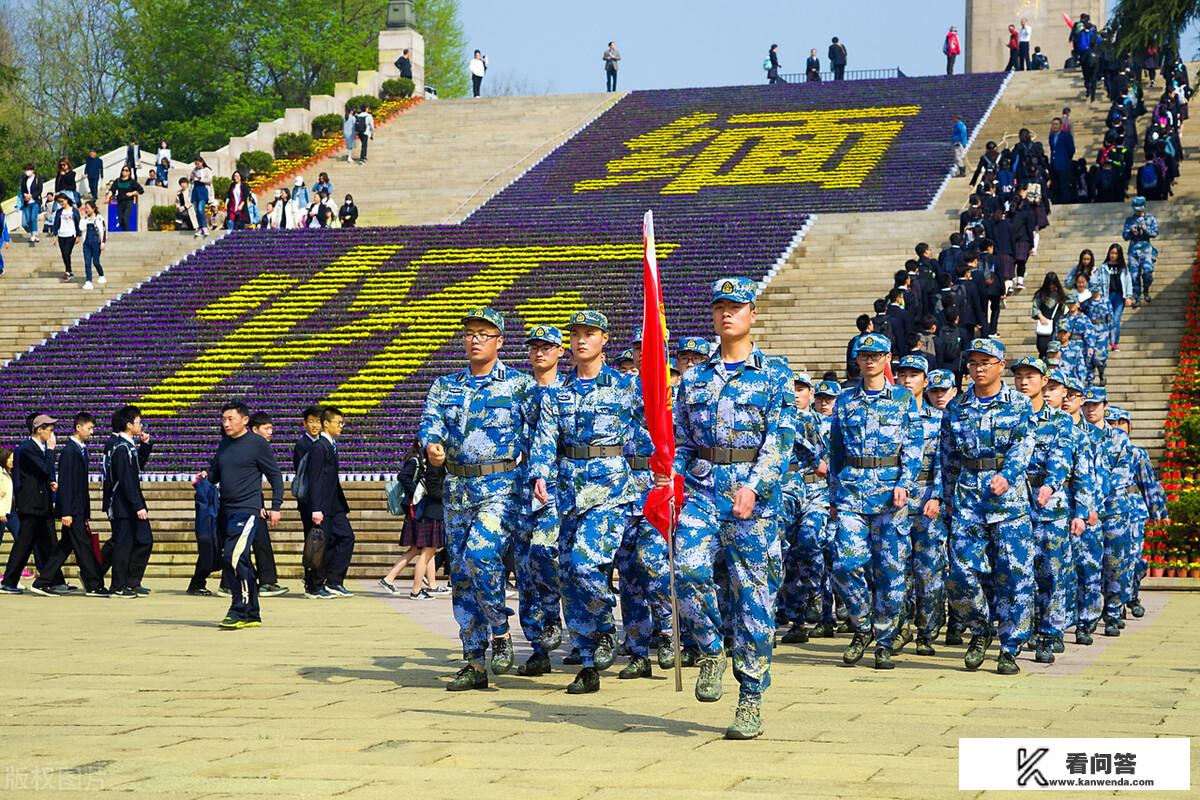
1,415,60,593
294,405,327,598
101,405,154,597
394,48,414,79
305,407,355,597
39,413,107,595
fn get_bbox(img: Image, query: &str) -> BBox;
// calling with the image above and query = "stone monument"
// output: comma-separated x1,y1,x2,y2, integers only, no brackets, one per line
378,0,425,93
965,0,1107,73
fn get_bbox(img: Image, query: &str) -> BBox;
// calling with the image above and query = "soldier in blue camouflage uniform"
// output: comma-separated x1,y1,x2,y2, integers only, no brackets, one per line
419,308,537,691
670,277,795,740
778,371,820,643
513,325,566,677
828,334,924,670
1060,292,1095,386
530,310,638,694
925,369,957,411
676,336,713,375
1107,408,1167,618
1058,377,1106,645
1080,387,1134,639
1122,196,1159,304
1012,359,1086,665
615,349,637,375
805,380,840,637
1071,275,1113,386
893,355,946,656
940,338,1036,675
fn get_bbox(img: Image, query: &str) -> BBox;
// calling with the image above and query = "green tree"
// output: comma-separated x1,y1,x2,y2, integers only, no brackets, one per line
1111,0,1199,58
417,0,468,98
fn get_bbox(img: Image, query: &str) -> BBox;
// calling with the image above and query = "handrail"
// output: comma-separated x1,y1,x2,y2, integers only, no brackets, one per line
777,66,904,83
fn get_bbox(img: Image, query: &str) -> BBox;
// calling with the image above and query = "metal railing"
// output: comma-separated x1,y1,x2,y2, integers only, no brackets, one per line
777,67,905,83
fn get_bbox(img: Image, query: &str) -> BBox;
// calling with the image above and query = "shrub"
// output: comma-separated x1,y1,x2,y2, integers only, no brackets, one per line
212,176,232,200
236,150,274,177
380,78,416,100
149,204,177,230
311,113,344,138
273,132,314,159
344,94,382,113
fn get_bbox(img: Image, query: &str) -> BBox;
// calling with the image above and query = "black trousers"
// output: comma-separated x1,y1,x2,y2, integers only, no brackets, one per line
1018,41,1030,70
985,294,1003,336
308,511,355,589
832,63,845,80
946,53,956,75
189,523,220,592
606,68,617,92
58,236,76,273
105,517,154,591
357,133,369,161
1,513,57,587
219,515,278,589
117,199,135,231
37,522,104,591
472,74,483,97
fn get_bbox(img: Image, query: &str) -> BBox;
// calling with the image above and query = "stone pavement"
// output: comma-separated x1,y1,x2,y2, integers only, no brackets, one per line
1,580,1197,799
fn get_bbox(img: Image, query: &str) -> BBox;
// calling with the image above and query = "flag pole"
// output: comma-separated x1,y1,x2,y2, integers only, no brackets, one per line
668,495,682,692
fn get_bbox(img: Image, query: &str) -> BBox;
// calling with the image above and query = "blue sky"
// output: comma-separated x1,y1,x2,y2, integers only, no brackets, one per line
457,0,1200,94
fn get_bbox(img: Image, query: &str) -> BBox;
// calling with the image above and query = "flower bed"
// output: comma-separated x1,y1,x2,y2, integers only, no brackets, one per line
1151,241,1200,576
247,97,422,196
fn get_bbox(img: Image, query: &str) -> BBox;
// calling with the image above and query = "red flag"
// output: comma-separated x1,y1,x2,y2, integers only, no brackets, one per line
640,210,684,539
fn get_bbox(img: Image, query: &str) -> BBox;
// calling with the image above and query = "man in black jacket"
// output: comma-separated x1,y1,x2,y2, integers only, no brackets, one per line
828,36,847,80
306,407,355,597
1,415,60,594
294,405,330,598
39,413,107,596
102,405,154,598
393,48,414,79
199,403,284,628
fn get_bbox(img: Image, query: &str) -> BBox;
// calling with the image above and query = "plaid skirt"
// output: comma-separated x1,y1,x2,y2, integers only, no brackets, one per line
400,516,445,549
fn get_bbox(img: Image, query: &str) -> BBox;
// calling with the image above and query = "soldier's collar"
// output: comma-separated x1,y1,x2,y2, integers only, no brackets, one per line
456,360,507,383
702,344,766,371
566,365,616,387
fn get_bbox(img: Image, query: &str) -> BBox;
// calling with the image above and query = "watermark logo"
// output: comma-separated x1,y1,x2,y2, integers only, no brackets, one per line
1017,747,1049,787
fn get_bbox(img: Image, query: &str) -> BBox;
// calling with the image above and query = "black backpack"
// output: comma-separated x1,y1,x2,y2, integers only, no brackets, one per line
871,313,892,344
937,327,962,368
354,114,367,135
291,451,311,502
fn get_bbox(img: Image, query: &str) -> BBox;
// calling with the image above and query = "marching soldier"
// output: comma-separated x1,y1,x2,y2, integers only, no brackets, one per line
1107,407,1167,618
669,277,794,740
1122,196,1159,304
778,371,820,643
1059,376,1106,645
806,380,841,638
925,369,957,411
940,339,1036,675
828,334,923,670
419,308,537,691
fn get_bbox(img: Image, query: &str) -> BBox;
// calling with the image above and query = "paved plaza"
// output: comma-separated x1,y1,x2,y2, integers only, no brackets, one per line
2,581,1197,799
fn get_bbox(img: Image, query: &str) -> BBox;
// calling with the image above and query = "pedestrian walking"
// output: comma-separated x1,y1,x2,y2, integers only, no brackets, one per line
39,413,107,596
107,165,144,234
766,44,784,84
1102,243,1133,350
304,407,356,598
603,41,621,92
353,106,374,163
224,172,251,230
342,109,356,162
806,49,821,82
187,158,212,237
944,25,961,75
84,149,103,201
54,158,79,206
951,114,968,177
1122,196,1159,304
79,201,107,290
17,164,43,244
1030,272,1066,358
1005,24,1020,72
379,438,447,600
338,195,358,228
0,415,61,595
469,50,488,97
101,405,154,597
52,194,81,283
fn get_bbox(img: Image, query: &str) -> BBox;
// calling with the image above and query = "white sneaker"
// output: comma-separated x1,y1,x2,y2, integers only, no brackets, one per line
97,275,107,285
83,281,94,290
193,230,201,238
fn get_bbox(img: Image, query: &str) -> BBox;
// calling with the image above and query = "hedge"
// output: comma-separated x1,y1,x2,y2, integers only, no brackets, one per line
212,176,232,200
149,204,177,230
236,150,274,177
380,78,416,100
273,132,314,159
311,113,345,138
344,94,382,113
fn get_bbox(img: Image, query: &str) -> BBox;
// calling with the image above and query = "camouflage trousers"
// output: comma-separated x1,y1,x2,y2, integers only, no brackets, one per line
1129,518,1148,601
616,513,673,658
781,502,831,626
1074,523,1104,628
1128,244,1156,301
445,497,515,663
675,498,780,705
1032,517,1071,638
946,514,1034,656
832,508,911,650
560,502,632,667
513,501,563,655
907,510,948,640
1102,514,1131,623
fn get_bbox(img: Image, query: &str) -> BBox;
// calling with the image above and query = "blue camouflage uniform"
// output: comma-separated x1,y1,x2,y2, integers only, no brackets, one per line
418,308,537,666
1072,412,1109,632
1080,388,1135,629
530,312,639,669
1118,416,1166,604
1122,198,1159,302
896,356,947,642
1017,359,1079,642
1080,292,1112,383
514,325,565,655
828,334,924,652
1061,301,1095,386
674,277,795,708
941,339,1037,658
779,372,822,625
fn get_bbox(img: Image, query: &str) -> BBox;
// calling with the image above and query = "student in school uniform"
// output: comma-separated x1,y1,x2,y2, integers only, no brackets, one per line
40,413,108,595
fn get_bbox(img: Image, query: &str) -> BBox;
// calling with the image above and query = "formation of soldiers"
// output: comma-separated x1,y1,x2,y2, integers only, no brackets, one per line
417,276,1166,742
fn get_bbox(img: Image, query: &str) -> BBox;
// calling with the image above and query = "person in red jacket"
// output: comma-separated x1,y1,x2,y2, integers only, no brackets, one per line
944,26,961,75
1006,25,1020,71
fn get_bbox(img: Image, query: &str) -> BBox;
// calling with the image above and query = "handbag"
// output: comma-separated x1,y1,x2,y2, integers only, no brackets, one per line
303,525,327,570
1035,317,1053,336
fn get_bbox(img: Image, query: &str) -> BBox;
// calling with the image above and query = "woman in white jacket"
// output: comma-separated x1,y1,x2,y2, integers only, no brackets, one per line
469,50,487,97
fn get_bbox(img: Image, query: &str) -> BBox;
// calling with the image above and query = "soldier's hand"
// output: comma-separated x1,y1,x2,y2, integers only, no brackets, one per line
1087,511,1099,525
732,487,756,519
426,443,446,467
653,471,674,489
989,474,1009,496
816,460,828,477
533,479,549,505
922,499,940,519
893,487,908,509
1070,517,1085,536
267,510,281,528
1037,485,1053,507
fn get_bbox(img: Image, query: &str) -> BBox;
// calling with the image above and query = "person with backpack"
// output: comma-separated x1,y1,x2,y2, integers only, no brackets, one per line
1123,195,1159,304
379,439,447,599
353,105,374,164
766,44,783,84
943,25,960,75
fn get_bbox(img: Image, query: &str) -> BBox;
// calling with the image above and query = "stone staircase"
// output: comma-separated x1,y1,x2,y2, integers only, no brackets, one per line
755,69,1199,463
291,93,619,226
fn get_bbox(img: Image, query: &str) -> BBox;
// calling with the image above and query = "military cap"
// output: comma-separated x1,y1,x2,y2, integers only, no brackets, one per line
1010,356,1047,375
566,310,609,332
615,348,635,365
854,333,892,354
815,379,842,397
1056,318,1071,333
1082,386,1107,404
677,336,712,356
630,330,642,346
792,370,813,387
897,355,929,374
1065,375,1085,394
711,276,758,305
524,325,563,346
1105,405,1131,422
927,369,955,389
1046,368,1069,386
964,337,1005,359
1131,195,1146,210
462,307,505,332
1064,289,1079,303
1046,340,1063,353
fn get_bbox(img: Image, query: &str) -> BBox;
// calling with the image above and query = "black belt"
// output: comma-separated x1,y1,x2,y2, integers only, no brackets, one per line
564,445,624,459
1028,474,1045,489
846,456,899,469
446,459,519,478
626,456,650,471
699,446,759,464
963,457,1005,470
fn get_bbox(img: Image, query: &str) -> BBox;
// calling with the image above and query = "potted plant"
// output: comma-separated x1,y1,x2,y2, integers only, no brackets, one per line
1149,556,1165,578
1190,561,1200,579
